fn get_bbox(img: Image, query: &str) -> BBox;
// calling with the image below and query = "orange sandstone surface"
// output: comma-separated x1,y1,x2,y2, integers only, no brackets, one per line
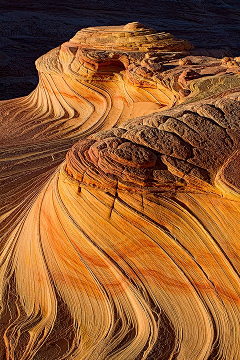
1,22,240,360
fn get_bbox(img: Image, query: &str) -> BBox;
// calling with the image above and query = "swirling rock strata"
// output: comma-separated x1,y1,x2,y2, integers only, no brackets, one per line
2,23,240,360
0,22,193,146
1,22,240,148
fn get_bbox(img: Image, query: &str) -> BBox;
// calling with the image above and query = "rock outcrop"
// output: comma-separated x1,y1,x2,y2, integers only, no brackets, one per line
1,0,240,100
1,23,240,360
0,22,194,146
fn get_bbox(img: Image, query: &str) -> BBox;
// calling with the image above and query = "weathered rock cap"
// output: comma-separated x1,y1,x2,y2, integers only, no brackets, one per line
69,22,193,53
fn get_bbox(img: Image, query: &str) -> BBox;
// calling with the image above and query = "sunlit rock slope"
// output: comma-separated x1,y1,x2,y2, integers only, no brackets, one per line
2,22,240,360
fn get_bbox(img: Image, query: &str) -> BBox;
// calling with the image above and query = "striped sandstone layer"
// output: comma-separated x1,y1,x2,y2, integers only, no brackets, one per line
2,23,240,360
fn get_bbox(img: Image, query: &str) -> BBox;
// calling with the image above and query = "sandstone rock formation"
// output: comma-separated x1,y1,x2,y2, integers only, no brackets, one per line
1,23,240,360
0,22,194,146
1,0,239,100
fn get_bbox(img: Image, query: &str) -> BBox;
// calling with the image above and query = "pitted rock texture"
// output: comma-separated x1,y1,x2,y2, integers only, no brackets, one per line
2,22,240,360
69,22,192,52
66,90,240,193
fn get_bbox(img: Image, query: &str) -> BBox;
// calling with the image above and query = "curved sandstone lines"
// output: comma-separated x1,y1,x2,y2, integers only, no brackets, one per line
2,23,240,146
62,95,240,359
0,22,193,146
2,22,240,360
0,22,194,255
3,89,240,359
0,22,196,270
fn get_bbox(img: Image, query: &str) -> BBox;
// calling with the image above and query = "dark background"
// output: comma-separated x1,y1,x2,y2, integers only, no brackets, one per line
1,0,240,100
